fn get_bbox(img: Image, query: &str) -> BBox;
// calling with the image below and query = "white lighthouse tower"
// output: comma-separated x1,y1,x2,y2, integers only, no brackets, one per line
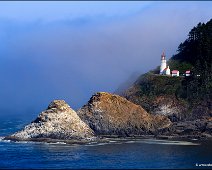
160,52,167,74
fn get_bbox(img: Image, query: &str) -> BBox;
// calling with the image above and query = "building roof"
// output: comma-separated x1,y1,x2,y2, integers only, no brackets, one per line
186,70,191,74
172,70,179,74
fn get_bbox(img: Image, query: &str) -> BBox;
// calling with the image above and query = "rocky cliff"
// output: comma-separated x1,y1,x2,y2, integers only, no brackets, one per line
77,92,171,136
157,117,212,139
6,100,95,141
5,93,210,142
120,73,189,121
119,73,212,139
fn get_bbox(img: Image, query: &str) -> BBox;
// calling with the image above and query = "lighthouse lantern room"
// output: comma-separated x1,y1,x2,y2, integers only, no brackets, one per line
160,52,170,75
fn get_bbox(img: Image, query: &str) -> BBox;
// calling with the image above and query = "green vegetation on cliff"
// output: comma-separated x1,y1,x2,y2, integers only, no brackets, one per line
135,73,183,97
125,73,189,120
171,19,212,103
122,19,212,121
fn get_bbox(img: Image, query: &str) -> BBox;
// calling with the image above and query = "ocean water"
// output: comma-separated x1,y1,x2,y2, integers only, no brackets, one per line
0,114,212,169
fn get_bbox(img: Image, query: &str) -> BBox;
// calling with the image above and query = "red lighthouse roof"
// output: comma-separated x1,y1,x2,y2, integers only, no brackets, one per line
172,70,179,74
161,52,165,60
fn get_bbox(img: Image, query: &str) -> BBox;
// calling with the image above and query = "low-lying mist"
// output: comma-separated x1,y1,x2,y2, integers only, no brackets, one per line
0,1,212,116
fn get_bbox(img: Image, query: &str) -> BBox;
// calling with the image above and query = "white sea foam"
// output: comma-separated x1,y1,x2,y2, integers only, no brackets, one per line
88,141,98,145
15,141,29,144
109,140,117,143
0,136,4,141
86,142,109,147
131,139,200,146
191,138,198,141
0,136,11,143
95,143,108,146
14,141,43,144
55,142,67,145
125,141,135,144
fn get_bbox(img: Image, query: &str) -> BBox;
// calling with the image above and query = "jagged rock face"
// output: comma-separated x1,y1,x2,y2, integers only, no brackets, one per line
157,117,212,139
77,92,172,136
119,73,185,121
11,100,94,140
124,87,189,122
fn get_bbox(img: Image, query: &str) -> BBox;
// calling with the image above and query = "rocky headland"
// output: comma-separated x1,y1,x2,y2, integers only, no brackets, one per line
5,92,174,143
4,91,212,143
4,90,212,143
77,92,171,137
119,73,212,139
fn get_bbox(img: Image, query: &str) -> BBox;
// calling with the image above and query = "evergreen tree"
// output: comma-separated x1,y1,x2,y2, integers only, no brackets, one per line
172,19,212,103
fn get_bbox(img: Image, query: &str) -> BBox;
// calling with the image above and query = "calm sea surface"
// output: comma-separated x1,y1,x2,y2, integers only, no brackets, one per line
0,114,212,169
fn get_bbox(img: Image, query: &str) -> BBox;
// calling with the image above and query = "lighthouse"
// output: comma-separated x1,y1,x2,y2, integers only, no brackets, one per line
160,52,167,74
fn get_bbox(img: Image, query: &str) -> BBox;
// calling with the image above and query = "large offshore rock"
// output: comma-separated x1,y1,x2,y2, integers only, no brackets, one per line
7,100,94,141
77,92,171,136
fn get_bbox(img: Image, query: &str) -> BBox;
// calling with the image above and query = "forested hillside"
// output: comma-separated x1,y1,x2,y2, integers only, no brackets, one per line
171,19,212,103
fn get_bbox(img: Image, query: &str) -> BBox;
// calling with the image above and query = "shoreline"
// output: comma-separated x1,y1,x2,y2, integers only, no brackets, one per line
2,134,212,145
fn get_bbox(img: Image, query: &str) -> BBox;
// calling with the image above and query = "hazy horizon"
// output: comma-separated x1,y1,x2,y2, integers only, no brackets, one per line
0,1,212,117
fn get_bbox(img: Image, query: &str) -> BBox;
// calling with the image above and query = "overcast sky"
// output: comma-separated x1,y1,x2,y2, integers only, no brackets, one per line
0,1,212,116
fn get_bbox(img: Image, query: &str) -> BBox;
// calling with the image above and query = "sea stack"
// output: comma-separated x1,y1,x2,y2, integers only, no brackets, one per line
6,100,95,141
